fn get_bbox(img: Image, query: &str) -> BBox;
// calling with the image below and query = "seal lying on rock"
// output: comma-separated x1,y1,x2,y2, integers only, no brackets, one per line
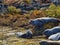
29,17,60,35
16,30,33,38
48,33,60,41
43,26,60,37
29,17,60,26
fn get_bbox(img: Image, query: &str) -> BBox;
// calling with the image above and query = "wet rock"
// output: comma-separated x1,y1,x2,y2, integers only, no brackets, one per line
43,26,60,37
39,41,48,45
50,0,60,5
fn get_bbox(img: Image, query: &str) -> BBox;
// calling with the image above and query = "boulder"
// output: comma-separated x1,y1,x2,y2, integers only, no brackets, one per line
43,26,60,37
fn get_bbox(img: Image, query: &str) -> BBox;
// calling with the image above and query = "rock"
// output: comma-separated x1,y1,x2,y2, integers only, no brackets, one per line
50,0,59,3
16,30,33,38
40,3,50,8
40,41,48,45
43,26,60,37
48,33,60,41
0,0,3,3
